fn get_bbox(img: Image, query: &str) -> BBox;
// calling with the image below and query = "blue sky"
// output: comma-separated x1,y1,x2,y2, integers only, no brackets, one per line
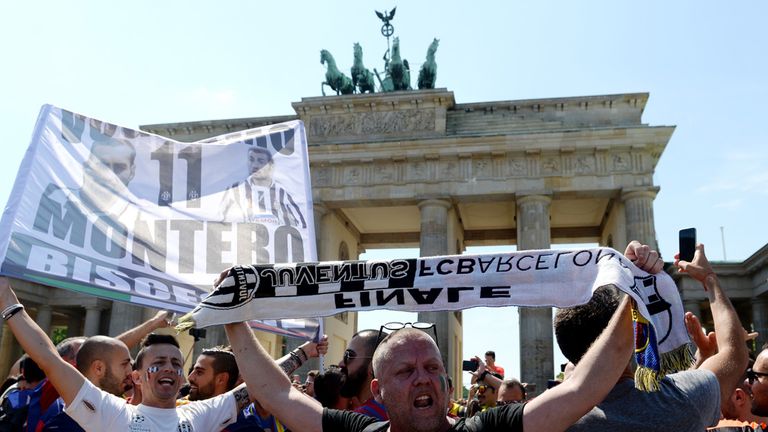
2,1,766,381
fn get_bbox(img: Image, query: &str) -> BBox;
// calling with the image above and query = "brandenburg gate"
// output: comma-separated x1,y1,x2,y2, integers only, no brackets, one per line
143,88,673,392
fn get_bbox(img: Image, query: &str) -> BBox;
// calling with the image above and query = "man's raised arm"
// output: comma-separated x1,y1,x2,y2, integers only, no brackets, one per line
225,322,323,432
523,295,633,432
0,277,84,404
676,244,748,408
115,310,171,349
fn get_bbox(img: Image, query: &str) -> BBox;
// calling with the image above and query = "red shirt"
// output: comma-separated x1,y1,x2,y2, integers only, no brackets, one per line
487,364,505,378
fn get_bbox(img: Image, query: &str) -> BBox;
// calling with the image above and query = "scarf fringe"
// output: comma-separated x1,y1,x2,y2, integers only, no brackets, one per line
635,343,695,391
175,312,196,332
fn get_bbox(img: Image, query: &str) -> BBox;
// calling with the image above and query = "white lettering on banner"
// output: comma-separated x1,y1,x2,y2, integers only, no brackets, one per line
24,243,203,306
94,266,131,292
28,245,68,276
135,277,171,301
31,187,306,275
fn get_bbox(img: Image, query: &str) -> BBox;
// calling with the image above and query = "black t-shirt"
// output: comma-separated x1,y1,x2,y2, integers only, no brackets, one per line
322,403,524,432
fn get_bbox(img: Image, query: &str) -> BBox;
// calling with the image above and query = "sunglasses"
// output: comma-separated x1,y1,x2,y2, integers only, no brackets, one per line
377,322,439,348
747,368,768,385
342,349,373,365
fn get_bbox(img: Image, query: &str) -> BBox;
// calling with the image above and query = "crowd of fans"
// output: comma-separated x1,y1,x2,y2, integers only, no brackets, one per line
0,241,765,431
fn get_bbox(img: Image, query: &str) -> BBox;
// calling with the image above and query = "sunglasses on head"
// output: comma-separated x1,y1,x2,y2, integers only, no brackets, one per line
747,368,768,384
376,322,439,348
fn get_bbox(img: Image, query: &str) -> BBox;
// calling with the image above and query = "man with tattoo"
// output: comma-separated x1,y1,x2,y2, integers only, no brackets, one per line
0,277,254,431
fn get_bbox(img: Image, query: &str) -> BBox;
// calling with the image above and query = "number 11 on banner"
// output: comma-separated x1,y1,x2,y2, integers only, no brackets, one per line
150,142,202,208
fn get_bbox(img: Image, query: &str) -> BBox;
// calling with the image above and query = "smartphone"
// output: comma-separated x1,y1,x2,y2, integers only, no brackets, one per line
679,228,696,262
462,359,479,372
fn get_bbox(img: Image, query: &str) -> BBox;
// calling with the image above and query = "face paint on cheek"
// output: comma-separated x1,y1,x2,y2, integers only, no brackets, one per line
439,375,447,393
175,368,183,376
146,366,159,381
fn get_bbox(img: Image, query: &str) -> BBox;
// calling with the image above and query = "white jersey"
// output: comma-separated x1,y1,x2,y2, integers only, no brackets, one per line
66,380,237,432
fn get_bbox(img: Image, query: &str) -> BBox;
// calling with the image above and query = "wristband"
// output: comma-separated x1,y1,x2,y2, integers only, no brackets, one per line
290,351,304,365
298,346,309,361
1,303,23,321
479,370,488,381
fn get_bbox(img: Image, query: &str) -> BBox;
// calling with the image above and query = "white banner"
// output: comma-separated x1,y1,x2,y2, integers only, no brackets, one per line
0,105,316,318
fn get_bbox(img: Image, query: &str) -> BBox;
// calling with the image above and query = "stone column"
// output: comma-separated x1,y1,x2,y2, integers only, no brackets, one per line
35,305,53,337
67,313,83,337
752,298,768,351
0,324,14,377
516,194,552,395
83,307,102,337
108,301,144,336
417,199,452,368
621,187,660,251
683,299,702,320
313,204,329,259
417,200,451,256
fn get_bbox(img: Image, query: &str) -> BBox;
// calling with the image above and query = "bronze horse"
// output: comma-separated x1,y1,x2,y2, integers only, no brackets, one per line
320,49,354,96
418,38,439,89
387,37,410,91
351,43,376,94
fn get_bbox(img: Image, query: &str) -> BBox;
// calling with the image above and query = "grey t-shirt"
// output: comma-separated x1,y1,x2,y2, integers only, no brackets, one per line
567,369,720,432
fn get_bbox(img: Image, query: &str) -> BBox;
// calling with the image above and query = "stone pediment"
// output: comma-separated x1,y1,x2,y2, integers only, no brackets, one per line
292,89,455,143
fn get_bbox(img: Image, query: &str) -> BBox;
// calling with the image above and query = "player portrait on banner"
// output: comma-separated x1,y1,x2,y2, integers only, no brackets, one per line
219,146,307,228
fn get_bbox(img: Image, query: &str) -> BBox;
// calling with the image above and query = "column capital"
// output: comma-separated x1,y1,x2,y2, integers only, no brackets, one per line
417,199,452,210
516,194,552,206
313,203,330,217
621,186,660,201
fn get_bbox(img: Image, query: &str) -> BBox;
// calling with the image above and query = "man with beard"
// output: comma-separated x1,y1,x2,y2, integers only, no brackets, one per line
77,336,134,397
750,347,768,422
338,329,387,420
219,146,307,228
187,348,240,402
188,339,327,403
